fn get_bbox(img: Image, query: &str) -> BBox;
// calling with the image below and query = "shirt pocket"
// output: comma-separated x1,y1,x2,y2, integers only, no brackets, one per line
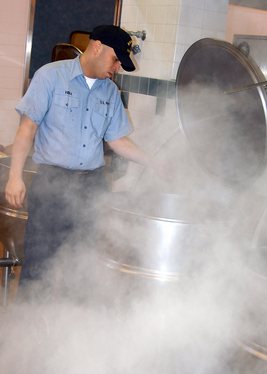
51,94,80,130
54,93,80,111
91,99,114,139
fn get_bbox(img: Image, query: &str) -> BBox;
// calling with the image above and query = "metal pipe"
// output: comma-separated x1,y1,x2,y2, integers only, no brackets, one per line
2,251,10,307
0,258,22,267
224,80,267,94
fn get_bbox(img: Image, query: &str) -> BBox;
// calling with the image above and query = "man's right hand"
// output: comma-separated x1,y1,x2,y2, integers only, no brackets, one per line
5,177,26,209
4,115,37,209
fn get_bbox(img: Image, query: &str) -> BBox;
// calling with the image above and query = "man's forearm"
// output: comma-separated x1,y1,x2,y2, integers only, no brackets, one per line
107,136,151,167
9,116,37,180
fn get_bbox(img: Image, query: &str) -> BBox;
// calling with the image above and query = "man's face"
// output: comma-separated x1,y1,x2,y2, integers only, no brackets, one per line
95,44,122,79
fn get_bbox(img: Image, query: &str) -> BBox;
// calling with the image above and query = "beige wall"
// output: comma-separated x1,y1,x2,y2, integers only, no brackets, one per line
226,4,267,42
0,0,31,146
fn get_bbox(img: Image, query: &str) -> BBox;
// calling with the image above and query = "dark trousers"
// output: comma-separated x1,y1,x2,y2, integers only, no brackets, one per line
20,165,108,283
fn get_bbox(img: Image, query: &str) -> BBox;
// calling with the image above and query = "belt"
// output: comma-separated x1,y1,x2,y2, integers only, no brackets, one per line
38,164,105,175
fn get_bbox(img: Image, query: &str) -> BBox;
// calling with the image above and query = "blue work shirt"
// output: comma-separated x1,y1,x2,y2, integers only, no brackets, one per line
16,57,133,170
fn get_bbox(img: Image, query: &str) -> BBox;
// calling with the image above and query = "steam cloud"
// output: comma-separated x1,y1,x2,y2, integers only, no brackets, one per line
1,81,267,374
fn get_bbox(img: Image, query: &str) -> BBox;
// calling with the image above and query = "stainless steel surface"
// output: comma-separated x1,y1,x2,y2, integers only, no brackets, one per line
234,35,267,79
176,38,267,186
0,157,36,260
23,0,36,94
237,204,267,360
100,192,228,282
249,207,267,277
239,268,267,361
240,340,267,362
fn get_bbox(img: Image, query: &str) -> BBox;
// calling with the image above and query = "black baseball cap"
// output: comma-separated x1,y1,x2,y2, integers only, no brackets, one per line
90,25,135,72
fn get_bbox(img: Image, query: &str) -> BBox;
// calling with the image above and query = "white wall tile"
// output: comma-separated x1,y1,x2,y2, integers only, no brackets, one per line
172,61,179,79
182,0,205,10
176,25,202,45
164,6,179,25
122,0,138,5
179,6,203,28
121,0,230,80
118,0,231,189
128,92,157,114
140,24,155,42
174,43,187,61
164,24,178,43
154,25,168,43
121,0,182,81
146,6,168,24
202,11,227,32
200,29,226,40
121,5,139,24
158,60,173,79
174,0,229,68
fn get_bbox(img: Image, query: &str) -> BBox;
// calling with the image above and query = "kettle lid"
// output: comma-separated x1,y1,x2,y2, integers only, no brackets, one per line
176,38,267,187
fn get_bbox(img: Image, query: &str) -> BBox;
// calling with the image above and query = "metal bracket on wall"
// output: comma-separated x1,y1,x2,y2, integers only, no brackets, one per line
128,30,147,41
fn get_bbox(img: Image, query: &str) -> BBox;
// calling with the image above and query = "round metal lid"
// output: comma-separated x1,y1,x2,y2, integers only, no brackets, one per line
176,38,267,187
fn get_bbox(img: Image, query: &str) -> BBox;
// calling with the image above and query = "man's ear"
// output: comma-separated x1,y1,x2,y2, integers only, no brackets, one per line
93,40,103,56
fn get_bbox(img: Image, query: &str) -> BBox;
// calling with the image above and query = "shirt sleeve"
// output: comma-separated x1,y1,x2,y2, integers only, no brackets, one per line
15,67,52,125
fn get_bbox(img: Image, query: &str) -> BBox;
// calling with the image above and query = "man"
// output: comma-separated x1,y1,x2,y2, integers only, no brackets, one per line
5,25,152,284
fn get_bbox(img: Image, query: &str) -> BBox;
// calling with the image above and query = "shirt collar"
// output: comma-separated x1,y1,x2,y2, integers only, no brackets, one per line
70,56,109,89
70,56,84,80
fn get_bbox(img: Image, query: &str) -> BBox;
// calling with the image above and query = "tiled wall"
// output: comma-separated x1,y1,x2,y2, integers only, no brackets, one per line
114,73,176,115
119,0,229,119
121,0,180,80
174,0,229,79
115,0,230,191
0,0,30,146
121,0,229,81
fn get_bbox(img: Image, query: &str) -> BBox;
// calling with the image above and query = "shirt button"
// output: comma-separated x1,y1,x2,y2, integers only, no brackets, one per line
84,126,87,129
83,144,86,147
80,162,83,166
66,103,68,107
86,108,89,111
